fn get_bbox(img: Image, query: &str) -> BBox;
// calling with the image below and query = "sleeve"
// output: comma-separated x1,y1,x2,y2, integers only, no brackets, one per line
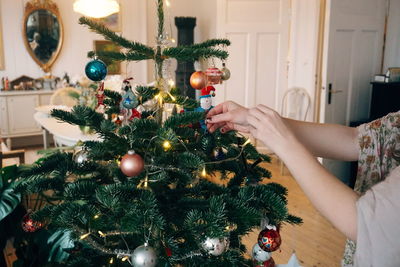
354,166,400,267
355,111,400,193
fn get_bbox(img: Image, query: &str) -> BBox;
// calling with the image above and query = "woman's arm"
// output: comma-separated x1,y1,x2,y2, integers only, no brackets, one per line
247,105,359,240
280,140,359,241
284,119,359,161
207,101,359,161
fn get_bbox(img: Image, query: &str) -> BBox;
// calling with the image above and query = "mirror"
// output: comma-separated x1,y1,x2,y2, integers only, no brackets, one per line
23,0,63,73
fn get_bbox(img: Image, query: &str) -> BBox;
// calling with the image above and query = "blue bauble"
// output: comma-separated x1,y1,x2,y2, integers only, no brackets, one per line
85,59,107,81
121,90,138,109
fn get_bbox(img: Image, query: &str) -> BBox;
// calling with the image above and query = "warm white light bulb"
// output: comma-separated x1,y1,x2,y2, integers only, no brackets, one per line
73,0,120,19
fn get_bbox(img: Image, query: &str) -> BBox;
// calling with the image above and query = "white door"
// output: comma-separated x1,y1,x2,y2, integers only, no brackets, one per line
321,0,385,183
216,0,290,150
216,0,290,110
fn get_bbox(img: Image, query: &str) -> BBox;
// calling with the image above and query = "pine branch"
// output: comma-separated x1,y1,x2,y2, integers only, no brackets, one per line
87,50,152,61
163,112,204,129
178,152,205,169
187,39,231,49
104,89,122,102
164,95,198,109
136,86,159,104
79,17,154,56
163,47,229,61
286,214,303,224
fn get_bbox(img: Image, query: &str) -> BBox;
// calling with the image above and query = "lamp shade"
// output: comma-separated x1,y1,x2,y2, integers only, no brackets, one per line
73,0,120,18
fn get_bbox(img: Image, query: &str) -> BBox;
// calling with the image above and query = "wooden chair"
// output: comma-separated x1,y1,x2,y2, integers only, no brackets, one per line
49,87,80,107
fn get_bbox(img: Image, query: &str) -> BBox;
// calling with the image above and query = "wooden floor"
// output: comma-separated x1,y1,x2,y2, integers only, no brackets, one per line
2,146,346,267
241,158,346,267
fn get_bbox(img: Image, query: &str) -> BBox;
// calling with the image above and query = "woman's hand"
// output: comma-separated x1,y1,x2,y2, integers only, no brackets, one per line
247,104,298,156
206,101,250,133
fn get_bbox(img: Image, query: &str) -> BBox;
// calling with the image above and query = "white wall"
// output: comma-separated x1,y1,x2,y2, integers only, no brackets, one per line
0,0,147,83
383,0,400,71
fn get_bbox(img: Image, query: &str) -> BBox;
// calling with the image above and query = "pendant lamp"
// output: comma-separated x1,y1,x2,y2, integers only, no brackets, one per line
73,0,120,18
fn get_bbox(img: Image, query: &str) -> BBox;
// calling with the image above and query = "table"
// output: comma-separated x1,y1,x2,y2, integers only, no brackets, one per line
370,82,400,120
34,109,100,149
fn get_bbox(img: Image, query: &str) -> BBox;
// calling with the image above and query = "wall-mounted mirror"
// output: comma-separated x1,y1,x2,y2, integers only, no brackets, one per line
23,0,63,73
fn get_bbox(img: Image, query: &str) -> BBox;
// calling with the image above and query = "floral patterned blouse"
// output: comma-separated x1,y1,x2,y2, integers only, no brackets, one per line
342,111,400,266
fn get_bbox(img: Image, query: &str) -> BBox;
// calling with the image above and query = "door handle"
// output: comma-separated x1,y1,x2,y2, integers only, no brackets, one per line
327,83,343,104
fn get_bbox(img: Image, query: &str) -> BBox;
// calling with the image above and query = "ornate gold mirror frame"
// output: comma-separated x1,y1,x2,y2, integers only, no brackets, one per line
23,0,63,73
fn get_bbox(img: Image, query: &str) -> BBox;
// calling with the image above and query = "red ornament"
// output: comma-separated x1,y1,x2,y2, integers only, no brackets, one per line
165,247,172,257
257,228,281,252
21,212,43,232
96,82,105,108
120,150,144,177
129,109,142,120
201,86,216,97
253,257,275,267
205,67,223,85
190,71,207,89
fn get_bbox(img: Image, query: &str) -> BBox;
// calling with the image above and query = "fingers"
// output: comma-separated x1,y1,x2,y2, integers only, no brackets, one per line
247,114,261,129
206,112,232,124
206,103,226,118
249,106,269,121
220,123,250,133
208,122,225,133
254,104,274,114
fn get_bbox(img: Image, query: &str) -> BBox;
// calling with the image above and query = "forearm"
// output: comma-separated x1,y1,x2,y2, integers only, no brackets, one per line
278,141,359,241
284,118,359,161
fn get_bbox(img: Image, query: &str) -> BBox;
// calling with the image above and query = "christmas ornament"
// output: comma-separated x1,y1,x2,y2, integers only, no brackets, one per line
112,114,123,126
21,212,43,232
221,63,231,81
201,237,229,256
131,244,157,267
205,67,223,85
205,85,216,97
122,93,138,109
190,71,207,89
129,109,142,120
195,87,215,129
278,253,302,267
95,82,105,109
258,227,281,252
121,78,139,109
214,147,226,160
165,247,172,257
253,257,275,267
252,243,271,262
85,59,107,81
74,147,89,166
120,150,144,177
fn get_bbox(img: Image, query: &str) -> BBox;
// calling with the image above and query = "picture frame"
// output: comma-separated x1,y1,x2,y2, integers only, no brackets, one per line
94,40,121,75
96,12,121,32
388,67,400,82
0,2,5,70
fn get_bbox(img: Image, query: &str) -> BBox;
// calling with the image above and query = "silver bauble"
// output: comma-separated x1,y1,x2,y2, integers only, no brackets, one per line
252,243,271,262
74,149,89,166
131,244,157,267
221,64,231,81
201,237,229,256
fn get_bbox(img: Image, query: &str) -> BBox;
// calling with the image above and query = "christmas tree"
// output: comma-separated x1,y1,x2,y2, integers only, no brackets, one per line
17,1,301,266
